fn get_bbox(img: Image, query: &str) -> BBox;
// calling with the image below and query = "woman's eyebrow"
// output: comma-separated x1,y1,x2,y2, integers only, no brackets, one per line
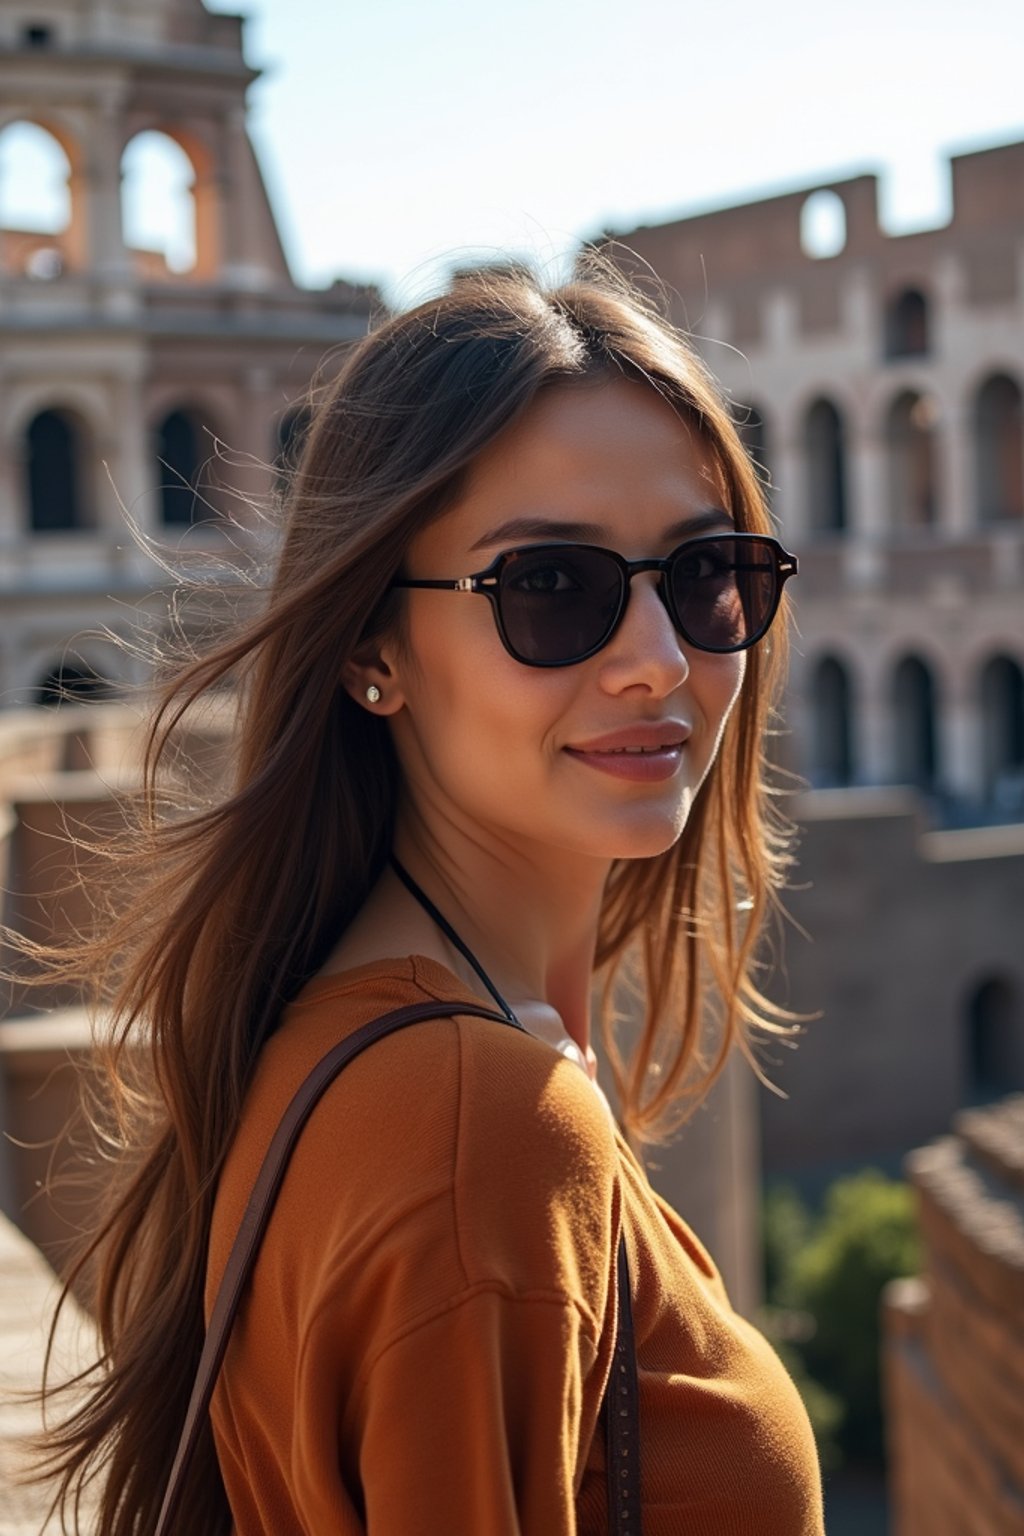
470,508,735,551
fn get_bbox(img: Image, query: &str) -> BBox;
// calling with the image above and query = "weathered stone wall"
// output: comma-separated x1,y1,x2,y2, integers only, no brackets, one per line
884,1096,1024,1536
761,789,1024,1173
0,702,236,1264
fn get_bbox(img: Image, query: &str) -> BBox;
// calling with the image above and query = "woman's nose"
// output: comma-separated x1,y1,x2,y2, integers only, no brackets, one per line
595,573,690,695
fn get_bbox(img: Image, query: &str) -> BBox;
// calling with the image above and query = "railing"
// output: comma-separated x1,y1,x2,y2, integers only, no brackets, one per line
794,529,1024,599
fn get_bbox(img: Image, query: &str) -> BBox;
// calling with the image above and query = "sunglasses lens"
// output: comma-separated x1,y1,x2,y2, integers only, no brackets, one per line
498,546,624,663
669,537,777,651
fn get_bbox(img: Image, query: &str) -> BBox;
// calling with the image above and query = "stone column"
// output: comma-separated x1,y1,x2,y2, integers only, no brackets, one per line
763,289,798,353
233,366,281,530
0,403,23,550
939,403,975,537
943,667,983,803
856,651,891,787
842,421,889,608
841,268,875,365
933,254,975,538
84,96,131,286
849,417,888,543
105,364,152,540
771,421,804,543
221,106,268,290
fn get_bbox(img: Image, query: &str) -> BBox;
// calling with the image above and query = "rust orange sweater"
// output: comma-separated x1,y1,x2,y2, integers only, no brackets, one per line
207,957,825,1535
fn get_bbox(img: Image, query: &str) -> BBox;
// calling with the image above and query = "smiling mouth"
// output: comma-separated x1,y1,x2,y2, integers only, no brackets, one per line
597,744,684,754
565,721,692,755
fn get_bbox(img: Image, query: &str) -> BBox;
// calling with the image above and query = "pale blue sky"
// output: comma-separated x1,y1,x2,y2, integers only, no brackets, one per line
205,0,1024,302
5,0,1024,302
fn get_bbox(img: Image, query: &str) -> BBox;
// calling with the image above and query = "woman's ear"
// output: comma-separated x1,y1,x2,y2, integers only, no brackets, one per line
340,641,405,716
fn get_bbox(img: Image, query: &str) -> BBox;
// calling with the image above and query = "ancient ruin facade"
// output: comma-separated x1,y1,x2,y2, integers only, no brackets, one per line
611,144,1024,823
0,0,376,705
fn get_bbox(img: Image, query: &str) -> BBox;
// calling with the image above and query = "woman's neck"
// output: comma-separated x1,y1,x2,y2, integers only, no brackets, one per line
330,814,610,1056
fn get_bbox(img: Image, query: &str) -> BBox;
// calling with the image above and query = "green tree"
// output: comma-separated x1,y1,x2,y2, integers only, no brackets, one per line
762,1170,921,1466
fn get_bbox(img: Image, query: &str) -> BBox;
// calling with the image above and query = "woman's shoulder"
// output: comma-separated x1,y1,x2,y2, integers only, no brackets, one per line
216,956,619,1243
353,963,610,1178
278,953,617,1150
208,955,619,1328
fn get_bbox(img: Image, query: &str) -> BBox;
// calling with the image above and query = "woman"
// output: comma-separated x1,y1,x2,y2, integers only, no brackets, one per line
36,268,823,1534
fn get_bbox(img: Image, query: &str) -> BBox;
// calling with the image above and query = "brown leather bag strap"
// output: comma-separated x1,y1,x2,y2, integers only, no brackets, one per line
155,998,642,1535
606,1230,642,1535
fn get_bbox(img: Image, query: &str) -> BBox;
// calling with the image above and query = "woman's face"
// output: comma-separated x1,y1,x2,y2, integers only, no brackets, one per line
377,376,747,867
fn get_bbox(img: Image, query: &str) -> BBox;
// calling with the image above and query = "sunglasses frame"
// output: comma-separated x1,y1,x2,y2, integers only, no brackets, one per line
393,531,798,668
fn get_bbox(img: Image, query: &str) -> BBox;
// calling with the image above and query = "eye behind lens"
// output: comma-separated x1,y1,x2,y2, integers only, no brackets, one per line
668,535,779,653
498,545,626,665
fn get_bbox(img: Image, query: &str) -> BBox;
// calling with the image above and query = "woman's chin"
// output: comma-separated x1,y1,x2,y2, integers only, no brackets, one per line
558,801,694,862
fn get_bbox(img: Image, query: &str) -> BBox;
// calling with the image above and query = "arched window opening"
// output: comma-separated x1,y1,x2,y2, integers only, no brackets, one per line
157,409,215,525
805,398,848,534
34,661,109,708
121,131,197,276
734,402,771,497
980,655,1024,812
811,656,854,786
0,120,72,274
274,406,311,490
800,190,847,260
886,391,939,529
965,977,1024,1101
974,373,1024,523
884,288,929,360
891,655,938,791
25,409,89,531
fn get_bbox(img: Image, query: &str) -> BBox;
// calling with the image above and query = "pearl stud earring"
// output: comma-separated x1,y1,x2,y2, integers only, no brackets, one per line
365,685,381,704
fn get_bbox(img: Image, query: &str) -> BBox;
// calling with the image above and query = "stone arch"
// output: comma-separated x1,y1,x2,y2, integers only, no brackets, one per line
0,115,88,273
274,404,312,489
120,125,220,279
885,390,939,529
6,380,110,453
155,405,225,525
964,974,1024,1100
884,287,929,360
810,654,855,786
804,397,848,534
34,657,111,707
121,129,197,277
973,372,1024,523
979,654,1024,810
891,654,939,790
24,407,94,532
734,401,772,496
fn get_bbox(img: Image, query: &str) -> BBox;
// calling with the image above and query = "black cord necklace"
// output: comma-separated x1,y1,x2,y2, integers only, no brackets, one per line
389,854,522,1028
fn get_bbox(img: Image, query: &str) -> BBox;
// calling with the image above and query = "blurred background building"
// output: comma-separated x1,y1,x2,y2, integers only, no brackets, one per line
0,0,376,706
611,148,1024,825
607,152,1024,1184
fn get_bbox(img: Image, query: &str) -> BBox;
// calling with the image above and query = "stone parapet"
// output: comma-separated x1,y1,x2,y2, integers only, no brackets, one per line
884,1096,1024,1535
0,1212,96,1535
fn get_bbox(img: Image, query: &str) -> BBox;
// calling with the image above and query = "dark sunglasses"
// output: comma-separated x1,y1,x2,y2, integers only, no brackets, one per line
392,532,797,668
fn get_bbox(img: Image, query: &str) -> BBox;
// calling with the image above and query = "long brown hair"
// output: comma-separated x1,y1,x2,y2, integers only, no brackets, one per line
27,263,795,1533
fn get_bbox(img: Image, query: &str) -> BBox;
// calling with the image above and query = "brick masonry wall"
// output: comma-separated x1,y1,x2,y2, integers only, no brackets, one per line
884,1095,1024,1536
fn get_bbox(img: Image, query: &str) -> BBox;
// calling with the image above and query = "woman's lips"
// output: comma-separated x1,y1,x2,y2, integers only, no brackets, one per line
563,742,686,782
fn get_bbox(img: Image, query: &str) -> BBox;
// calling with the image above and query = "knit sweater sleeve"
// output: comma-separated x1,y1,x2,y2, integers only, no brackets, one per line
351,1283,601,1534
